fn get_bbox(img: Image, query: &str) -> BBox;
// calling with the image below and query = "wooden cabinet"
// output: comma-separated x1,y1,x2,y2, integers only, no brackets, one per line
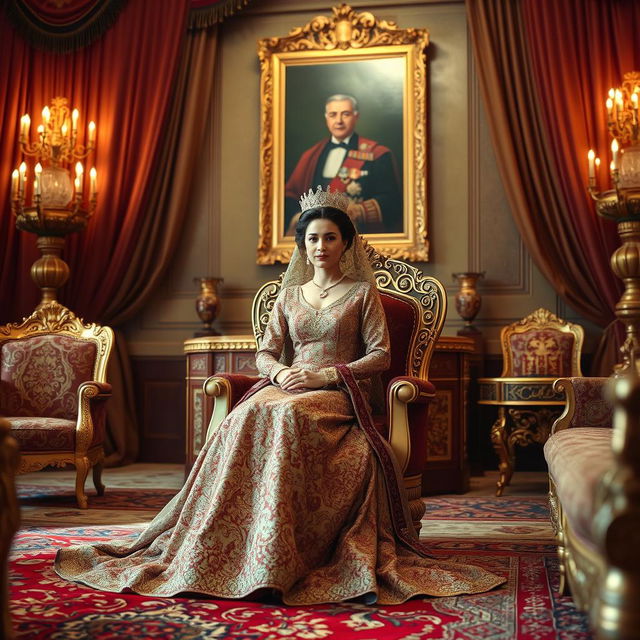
184,334,473,494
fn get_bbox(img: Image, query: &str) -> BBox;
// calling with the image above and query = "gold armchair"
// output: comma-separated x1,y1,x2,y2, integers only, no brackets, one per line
479,308,584,495
0,302,114,508
204,245,447,531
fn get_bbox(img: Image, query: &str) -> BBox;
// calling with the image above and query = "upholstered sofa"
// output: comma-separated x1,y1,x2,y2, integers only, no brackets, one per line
544,376,640,639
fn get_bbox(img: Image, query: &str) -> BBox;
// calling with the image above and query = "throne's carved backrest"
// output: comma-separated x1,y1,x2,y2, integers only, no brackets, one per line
0,302,114,419
500,307,584,378
251,245,447,382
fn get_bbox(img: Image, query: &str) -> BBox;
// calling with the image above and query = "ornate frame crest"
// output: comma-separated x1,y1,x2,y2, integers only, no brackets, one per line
257,4,430,264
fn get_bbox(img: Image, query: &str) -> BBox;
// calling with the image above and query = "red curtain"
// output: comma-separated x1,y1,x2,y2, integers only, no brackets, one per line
0,0,188,322
522,0,640,314
468,0,640,374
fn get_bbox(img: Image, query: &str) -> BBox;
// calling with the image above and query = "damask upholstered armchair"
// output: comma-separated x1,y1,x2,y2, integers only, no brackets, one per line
479,308,584,495
0,302,113,509
204,245,447,532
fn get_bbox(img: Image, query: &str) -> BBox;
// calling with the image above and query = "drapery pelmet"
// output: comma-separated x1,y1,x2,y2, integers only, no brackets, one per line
467,0,640,375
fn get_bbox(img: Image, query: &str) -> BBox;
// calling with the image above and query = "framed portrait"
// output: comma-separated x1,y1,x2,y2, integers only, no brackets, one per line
257,4,429,264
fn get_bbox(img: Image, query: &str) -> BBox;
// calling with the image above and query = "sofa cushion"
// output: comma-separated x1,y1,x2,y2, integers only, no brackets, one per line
544,427,613,548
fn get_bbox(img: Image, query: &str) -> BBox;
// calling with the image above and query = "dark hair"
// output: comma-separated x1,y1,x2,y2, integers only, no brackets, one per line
294,207,356,251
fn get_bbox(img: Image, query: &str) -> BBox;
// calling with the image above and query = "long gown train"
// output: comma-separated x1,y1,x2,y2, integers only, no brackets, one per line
55,282,505,604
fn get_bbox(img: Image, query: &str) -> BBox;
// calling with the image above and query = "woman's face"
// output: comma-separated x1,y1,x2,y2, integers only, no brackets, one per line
304,218,347,271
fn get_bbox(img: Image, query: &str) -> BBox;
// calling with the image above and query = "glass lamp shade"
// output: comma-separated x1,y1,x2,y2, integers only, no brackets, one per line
40,166,73,206
620,145,640,189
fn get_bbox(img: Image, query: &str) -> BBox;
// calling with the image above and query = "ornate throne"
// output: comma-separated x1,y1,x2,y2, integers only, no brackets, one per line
0,302,114,508
204,245,447,531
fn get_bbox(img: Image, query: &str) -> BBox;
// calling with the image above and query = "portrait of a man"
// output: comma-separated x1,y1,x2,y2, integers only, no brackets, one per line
284,93,402,236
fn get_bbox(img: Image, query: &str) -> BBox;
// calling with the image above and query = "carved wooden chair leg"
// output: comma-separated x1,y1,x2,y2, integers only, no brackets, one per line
75,457,90,509
92,460,105,496
491,407,512,496
404,473,426,534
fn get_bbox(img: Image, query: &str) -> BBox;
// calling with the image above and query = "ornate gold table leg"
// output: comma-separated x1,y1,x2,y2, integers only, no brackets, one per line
490,407,512,496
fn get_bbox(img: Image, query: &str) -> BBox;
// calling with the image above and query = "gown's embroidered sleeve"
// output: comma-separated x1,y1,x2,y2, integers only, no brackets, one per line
321,283,390,382
255,289,290,382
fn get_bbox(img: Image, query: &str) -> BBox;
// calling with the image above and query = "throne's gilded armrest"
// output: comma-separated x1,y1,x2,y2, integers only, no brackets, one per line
203,374,262,442
552,377,612,433
387,376,436,475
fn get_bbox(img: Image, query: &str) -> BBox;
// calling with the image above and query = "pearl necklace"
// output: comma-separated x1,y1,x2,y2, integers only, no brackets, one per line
312,274,346,298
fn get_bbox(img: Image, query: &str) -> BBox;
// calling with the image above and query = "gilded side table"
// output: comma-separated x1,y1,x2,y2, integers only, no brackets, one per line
478,376,565,496
184,334,473,494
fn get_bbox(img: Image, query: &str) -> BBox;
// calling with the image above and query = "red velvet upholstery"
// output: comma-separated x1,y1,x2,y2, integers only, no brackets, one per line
0,335,96,420
379,293,417,391
508,329,575,377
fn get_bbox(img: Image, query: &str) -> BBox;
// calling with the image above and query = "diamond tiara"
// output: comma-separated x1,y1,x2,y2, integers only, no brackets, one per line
298,185,350,215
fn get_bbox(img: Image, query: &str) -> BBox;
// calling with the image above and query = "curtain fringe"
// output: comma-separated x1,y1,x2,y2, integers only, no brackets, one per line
188,0,251,29
4,0,129,53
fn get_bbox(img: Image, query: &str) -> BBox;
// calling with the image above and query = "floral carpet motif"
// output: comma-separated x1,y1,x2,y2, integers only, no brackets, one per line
8,526,592,639
9,468,591,639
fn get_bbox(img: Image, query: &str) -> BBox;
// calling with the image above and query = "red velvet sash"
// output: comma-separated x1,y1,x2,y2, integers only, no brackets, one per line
237,370,434,559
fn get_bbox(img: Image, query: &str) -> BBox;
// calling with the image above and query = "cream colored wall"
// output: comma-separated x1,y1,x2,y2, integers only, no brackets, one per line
123,0,600,357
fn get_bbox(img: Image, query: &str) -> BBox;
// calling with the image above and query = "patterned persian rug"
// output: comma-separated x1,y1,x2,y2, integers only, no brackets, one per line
9,468,593,639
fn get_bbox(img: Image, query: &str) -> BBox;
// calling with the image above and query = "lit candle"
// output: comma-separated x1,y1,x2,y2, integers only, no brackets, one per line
34,162,42,196
18,161,26,192
632,93,639,108
615,89,623,110
595,157,601,172
609,88,615,100
611,138,619,168
606,98,614,118
89,167,97,196
610,160,616,174
37,124,44,140
588,149,595,179
20,114,30,139
42,106,50,125
75,162,84,195
88,121,96,147
61,123,68,137
71,108,79,133
11,169,18,198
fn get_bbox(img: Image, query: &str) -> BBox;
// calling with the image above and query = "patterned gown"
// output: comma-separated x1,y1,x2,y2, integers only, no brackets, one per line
55,282,505,604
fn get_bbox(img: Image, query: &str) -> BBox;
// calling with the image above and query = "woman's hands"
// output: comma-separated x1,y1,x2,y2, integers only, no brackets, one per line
275,367,326,391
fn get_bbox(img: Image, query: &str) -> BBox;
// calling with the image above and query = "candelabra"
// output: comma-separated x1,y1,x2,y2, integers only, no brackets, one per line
9,97,97,308
588,71,640,374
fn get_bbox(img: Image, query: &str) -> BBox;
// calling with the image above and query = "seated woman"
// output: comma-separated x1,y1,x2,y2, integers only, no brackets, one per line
55,187,505,605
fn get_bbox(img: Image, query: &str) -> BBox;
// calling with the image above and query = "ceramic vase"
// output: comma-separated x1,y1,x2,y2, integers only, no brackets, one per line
452,272,484,333
194,277,223,336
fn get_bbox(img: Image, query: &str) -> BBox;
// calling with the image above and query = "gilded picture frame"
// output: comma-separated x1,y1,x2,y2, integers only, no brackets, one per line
257,4,429,264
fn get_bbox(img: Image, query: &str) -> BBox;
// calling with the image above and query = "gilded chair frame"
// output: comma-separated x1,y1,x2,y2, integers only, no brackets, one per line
499,307,584,378
0,301,114,508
